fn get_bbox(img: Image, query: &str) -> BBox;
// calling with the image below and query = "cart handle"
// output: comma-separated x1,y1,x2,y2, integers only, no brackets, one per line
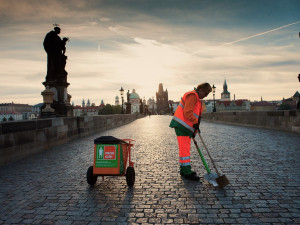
122,139,135,146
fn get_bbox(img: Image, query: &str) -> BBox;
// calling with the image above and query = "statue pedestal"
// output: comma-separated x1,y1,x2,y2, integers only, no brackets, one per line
42,80,73,117
51,101,73,117
41,86,56,118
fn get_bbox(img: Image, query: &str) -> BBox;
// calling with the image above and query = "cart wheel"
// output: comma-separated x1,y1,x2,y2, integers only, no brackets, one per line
87,166,97,185
126,166,135,187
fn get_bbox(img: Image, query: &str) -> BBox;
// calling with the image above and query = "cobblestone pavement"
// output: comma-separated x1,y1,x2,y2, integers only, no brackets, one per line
0,115,300,225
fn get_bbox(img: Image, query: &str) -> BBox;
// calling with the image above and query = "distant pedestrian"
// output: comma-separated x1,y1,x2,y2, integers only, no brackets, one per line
169,83,212,181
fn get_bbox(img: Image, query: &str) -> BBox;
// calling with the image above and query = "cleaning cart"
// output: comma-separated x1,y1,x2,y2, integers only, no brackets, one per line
86,136,135,187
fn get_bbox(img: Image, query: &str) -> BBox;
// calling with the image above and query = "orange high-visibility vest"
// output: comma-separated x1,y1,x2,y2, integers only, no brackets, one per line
173,90,203,133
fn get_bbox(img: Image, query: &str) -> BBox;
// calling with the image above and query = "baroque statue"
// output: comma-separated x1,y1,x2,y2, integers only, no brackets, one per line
43,26,69,83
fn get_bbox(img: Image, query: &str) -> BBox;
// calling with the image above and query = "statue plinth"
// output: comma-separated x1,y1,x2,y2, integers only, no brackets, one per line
42,80,73,117
41,86,56,118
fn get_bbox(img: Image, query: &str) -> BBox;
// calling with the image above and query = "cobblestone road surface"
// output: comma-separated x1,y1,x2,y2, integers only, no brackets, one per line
0,115,300,225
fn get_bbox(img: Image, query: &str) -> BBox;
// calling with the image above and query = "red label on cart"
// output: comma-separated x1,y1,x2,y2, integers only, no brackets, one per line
104,146,116,160
95,144,119,168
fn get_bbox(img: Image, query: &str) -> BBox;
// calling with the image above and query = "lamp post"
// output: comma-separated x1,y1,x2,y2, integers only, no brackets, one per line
212,84,216,112
119,87,124,114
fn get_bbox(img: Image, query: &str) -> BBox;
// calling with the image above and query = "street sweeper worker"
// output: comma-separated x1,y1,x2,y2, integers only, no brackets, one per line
169,83,212,181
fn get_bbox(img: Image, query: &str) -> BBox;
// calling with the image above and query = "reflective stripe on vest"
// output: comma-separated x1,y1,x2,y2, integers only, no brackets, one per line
172,90,202,133
173,116,194,132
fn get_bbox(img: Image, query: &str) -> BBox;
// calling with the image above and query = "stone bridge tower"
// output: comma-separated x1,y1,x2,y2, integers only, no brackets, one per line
156,83,169,114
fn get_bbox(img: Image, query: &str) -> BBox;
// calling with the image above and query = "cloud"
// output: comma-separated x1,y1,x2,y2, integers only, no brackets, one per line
1,0,300,105
108,25,130,35
223,21,300,45
100,17,111,22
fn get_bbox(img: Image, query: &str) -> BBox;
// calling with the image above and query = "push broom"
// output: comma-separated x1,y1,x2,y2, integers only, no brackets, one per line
192,133,229,188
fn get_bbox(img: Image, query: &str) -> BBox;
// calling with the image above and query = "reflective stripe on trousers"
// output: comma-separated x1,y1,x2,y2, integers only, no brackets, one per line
177,136,191,166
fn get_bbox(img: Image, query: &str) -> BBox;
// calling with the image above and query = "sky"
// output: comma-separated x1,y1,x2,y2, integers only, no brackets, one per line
0,0,300,106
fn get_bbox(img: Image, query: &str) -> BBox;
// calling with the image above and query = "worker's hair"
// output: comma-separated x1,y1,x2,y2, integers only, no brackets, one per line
196,83,212,94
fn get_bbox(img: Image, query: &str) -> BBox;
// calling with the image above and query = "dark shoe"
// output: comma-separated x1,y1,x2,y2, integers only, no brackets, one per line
185,173,200,181
180,165,197,176
180,171,197,176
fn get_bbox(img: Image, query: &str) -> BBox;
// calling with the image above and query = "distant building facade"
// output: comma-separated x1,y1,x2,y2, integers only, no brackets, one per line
0,103,31,113
292,91,300,101
251,101,278,111
129,89,141,114
0,102,36,120
216,99,251,111
73,99,103,116
168,100,179,115
32,103,43,118
99,100,105,109
156,83,169,114
294,91,300,109
115,96,120,105
73,106,82,117
82,106,99,116
204,80,250,112
280,96,296,110
147,97,157,114
0,111,23,121
205,101,214,113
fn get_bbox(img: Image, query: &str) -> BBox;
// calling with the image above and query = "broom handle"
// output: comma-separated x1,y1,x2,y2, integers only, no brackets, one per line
192,138,211,173
198,133,220,175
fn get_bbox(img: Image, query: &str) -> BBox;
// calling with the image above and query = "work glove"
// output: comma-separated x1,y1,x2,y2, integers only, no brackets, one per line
193,123,200,132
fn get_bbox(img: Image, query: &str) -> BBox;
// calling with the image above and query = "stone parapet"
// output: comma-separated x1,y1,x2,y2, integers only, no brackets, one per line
202,110,300,133
0,114,143,167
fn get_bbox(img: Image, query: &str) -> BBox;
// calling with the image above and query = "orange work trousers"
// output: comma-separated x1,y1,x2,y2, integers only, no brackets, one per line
177,136,191,166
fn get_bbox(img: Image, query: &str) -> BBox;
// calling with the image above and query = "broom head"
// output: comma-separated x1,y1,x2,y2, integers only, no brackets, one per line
216,175,229,188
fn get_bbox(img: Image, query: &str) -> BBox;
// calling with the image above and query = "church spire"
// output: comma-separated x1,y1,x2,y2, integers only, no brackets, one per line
221,79,230,101
223,79,228,93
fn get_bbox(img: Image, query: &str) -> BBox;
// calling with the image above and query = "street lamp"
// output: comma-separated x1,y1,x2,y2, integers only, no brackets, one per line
119,87,124,114
212,84,216,112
